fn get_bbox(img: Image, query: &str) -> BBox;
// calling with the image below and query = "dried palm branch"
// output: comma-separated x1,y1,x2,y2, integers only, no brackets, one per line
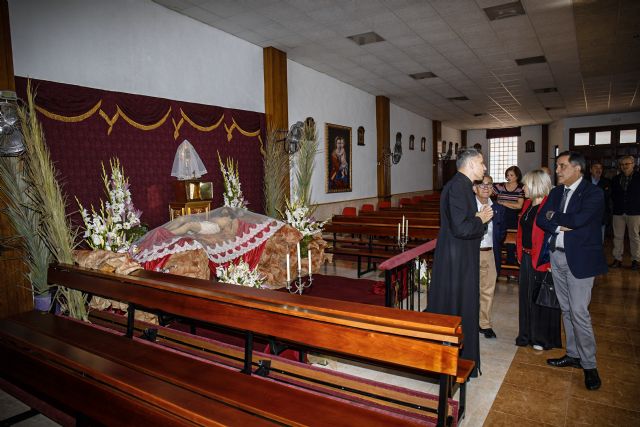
0,156,51,295
294,121,319,208
18,80,88,320
261,126,289,218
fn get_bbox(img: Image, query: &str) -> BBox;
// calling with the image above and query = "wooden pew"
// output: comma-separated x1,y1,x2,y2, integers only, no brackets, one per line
323,223,439,276
0,264,473,426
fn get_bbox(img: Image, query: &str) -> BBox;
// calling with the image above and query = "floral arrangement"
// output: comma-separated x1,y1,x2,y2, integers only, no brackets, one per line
215,260,264,288
416,259,430,288
283,199,326,237
77,158,143,252
218,152,247,209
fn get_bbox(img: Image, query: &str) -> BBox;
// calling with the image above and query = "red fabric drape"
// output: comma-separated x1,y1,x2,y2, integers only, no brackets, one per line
15,77,266,229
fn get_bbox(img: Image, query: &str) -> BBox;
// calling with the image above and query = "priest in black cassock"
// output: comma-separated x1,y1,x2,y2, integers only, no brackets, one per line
426,148,493,377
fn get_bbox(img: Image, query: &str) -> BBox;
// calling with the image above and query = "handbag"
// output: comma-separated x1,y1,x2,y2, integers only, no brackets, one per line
535,271,560,309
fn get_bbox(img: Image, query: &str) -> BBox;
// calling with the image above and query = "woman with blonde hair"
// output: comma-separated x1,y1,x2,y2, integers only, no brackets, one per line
515,169,562,350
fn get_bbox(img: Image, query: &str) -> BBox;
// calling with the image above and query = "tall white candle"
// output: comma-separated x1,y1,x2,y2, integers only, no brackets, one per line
402,215,405,234
397,223,401,240
297,242,302,271
406,219,409,236
286,253,291,282
308,249,312,276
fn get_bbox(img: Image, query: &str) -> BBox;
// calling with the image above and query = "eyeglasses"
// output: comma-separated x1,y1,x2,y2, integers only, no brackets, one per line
476,184,492,189
620,162,634,166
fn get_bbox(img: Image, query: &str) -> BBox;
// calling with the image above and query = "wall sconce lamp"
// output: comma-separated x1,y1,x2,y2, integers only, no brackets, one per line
0,91,25,157
278,121,304,155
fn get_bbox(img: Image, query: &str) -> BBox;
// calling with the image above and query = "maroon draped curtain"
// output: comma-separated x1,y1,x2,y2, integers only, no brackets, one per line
15,77,266,229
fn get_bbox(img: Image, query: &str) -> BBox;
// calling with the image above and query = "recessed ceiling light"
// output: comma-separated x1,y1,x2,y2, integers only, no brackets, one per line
409,72,437,80
545,106,563,110
346,31,385,46
534,87,558,94
448,96,469,101
515,55,547,66
483,1,526,21
474,113,485,117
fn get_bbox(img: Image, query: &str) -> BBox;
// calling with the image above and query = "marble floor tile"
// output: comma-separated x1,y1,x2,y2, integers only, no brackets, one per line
483,410,556,426
502,361,573,396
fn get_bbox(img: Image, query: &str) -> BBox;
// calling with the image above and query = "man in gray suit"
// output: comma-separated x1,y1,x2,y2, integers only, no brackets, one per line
537,151,608,391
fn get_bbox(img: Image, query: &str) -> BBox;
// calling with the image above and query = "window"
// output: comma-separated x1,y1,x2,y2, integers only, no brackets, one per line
574,132,589,146
569,123,640,147
489,136,518,182
595,131,611,145
620,129,637,144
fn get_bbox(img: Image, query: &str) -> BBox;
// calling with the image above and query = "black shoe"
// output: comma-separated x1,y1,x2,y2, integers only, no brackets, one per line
584,368,601,390
632,260,639,271
547,355,581,368
609,260,622,268
479,328,497,338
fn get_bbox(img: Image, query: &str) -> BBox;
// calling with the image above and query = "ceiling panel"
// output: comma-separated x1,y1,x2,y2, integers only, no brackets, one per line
154,0,640,130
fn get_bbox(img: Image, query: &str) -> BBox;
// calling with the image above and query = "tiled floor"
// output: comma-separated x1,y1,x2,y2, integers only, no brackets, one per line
485,254,640,426
1,255,638,426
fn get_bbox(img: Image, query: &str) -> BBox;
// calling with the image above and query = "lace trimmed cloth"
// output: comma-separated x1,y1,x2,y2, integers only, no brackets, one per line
129,207,287,284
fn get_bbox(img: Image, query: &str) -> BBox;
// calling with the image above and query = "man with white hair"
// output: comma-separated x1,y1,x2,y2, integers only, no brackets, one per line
609,156,640,269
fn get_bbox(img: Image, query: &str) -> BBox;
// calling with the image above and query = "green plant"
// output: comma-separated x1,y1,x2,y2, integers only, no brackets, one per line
0,156,51,296
18,81,88,320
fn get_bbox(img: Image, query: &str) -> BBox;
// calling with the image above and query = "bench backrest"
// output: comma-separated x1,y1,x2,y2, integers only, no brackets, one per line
49,264,463,376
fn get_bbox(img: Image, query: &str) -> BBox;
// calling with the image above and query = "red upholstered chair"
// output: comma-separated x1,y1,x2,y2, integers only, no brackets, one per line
411,196,423,204
360,203,374,213
423,193,440,202
342,207,357,216
399,198,412,207
378,200,391,209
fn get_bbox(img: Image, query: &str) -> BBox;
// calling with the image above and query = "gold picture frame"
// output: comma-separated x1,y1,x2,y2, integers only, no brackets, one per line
325,123,352,193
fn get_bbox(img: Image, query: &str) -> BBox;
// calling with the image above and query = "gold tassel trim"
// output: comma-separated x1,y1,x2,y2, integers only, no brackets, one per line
99,109,119,135
35,100,102,123
172,117,184,140
117,106,171,131
180,108,224,132
225,118,261,142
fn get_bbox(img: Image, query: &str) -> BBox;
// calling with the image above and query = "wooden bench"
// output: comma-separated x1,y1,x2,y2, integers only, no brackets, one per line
0,263,474,426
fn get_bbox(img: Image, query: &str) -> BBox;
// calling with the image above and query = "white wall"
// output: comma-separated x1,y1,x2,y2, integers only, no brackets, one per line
390,104,433,194
441,125,460,146
287,60,377,204
9,0,264,113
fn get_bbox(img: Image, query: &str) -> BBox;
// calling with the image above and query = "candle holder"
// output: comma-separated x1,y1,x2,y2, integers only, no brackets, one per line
397,230,408,252
286,270,313,295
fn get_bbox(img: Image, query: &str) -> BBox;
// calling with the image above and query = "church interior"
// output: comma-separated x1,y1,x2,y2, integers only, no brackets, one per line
0,0,639,426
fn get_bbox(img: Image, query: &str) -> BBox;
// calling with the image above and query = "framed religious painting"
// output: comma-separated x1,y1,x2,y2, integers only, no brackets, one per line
325,123,352,193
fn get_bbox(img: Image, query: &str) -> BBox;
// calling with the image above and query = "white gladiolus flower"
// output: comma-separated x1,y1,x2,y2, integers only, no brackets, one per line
77,158,142,253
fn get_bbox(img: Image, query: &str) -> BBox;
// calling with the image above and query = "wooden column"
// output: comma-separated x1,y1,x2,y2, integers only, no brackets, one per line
376,96,390,199
263,47,288,135
0,0,32,318
541,124,549,167
432,120,441,190
0,0,14,91
263,46,289,199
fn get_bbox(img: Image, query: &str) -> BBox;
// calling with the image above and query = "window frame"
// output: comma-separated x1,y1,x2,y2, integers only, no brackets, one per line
489,136,518,183
569,123,640,148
